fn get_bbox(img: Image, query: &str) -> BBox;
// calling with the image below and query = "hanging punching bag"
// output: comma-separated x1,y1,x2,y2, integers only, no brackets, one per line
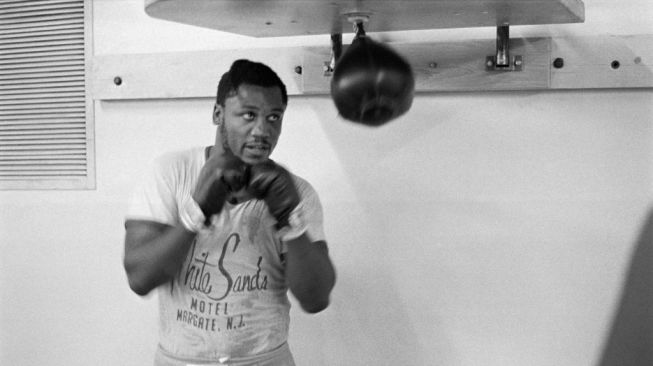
330,27,415,127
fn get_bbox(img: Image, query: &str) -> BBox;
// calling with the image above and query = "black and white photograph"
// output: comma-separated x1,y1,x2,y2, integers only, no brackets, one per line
1,1,651,365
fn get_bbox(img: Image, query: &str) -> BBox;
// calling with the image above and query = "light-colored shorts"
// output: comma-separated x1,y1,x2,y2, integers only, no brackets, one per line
154,343,296,366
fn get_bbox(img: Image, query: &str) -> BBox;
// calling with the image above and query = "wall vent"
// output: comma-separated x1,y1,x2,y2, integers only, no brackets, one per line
0,0,94,190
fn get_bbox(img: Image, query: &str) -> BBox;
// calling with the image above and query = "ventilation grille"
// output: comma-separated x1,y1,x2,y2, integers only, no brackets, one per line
0,0,93,189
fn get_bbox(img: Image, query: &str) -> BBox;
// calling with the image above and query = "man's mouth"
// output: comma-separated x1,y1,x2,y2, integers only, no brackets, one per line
244,143,270,155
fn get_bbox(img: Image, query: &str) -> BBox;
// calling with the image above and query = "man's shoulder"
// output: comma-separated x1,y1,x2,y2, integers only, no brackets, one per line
152,146,204,170
289,172,320,199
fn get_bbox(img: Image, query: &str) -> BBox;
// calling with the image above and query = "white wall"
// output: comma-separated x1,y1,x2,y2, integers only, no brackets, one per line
1,1,652,365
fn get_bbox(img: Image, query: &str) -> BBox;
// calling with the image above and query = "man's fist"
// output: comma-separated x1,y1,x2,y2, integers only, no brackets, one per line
193,151,248,225
247,161,300,229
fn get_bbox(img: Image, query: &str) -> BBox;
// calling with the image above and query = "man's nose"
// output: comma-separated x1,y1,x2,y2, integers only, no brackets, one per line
251,118,271,137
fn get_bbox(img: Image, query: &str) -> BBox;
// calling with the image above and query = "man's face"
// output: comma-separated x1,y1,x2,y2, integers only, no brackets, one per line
215,83,286,165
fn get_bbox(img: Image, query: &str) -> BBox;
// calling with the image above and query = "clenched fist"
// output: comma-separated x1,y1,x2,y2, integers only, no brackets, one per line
193,149,248,225
247,160,300,229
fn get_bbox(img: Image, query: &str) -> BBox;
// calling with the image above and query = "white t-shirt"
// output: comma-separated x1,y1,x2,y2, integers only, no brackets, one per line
126,146,325,362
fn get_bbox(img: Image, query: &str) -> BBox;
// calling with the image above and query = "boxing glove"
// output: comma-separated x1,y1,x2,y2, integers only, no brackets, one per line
181,151,248,232
197,158,249,224
247,161,301,230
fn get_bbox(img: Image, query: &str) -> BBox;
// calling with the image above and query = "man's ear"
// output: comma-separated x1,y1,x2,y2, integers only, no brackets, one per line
213,104,224,125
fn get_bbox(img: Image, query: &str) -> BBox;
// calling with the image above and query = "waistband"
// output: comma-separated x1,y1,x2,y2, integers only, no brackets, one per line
155,342,294,366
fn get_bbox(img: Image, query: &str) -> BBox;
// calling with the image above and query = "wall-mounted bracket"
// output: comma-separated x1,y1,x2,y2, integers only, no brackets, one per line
324,33,342,77
324,13,370,77
486,25,523,72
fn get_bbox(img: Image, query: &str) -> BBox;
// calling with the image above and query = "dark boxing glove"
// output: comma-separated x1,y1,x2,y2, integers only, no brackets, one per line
180,152,248,232
248,161,307,240
198,159,249,224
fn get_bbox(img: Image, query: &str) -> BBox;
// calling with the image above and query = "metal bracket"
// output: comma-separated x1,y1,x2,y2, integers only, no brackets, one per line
324,13,370,77
486,24,523,71
324,33,342,76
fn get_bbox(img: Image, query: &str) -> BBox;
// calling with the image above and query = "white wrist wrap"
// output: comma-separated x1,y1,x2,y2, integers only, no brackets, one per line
179,197,206,233
277,204,308,241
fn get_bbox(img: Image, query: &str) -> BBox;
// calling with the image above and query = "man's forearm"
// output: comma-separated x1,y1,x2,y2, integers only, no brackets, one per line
285,235,336,313
124,221,197,296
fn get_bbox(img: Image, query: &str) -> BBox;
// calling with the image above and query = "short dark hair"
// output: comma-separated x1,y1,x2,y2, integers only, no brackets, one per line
216,59,288,106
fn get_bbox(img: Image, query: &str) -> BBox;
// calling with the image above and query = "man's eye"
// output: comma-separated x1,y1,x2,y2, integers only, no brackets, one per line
267,114,281,123
242,112,255,121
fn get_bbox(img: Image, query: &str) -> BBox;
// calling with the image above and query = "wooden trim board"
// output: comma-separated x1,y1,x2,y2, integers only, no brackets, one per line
551,35,653,89
92,34,653,100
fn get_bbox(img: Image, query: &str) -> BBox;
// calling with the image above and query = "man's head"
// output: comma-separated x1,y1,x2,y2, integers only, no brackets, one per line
213,60,288,165
216,59,288,107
